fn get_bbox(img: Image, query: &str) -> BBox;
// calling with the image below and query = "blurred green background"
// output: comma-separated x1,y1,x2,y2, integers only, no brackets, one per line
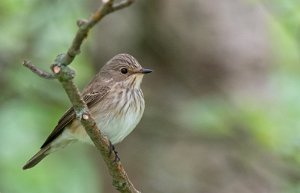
1,0,300,193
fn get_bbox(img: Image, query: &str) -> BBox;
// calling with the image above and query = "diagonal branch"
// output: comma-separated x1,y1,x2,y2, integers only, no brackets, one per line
112,0,135,11
23,1,140,193
60,0,134,65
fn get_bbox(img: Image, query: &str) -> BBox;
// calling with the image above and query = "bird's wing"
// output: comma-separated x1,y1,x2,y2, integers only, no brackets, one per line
40,86,110,148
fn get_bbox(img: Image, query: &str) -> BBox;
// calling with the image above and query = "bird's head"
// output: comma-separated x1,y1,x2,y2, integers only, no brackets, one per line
100,53,152,89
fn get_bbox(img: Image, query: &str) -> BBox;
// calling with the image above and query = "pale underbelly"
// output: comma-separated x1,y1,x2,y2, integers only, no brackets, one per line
62,109,143,145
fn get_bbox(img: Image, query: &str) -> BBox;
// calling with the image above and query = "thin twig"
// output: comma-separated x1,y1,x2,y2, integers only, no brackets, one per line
112,0,135,11
22,60,56,79
23,0,140,193
60,0,134,65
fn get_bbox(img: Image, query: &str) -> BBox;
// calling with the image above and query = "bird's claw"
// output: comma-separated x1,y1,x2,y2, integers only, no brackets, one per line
109,140,120,163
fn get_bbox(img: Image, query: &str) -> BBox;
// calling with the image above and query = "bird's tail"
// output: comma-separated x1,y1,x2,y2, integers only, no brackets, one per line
23,145,51,170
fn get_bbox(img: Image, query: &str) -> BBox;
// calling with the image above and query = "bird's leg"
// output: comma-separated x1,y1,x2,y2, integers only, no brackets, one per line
108,140,120,162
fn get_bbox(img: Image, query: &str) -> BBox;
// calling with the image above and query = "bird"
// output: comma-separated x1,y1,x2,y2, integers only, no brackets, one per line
23,53,152,170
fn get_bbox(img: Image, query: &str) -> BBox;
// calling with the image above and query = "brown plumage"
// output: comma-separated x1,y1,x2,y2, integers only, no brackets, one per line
23,53,152,170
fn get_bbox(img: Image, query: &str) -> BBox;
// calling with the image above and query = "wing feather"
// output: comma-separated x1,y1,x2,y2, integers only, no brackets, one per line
40,86,110,148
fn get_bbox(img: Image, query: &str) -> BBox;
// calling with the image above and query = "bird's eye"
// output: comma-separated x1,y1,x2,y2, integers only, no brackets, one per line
120,68,128,74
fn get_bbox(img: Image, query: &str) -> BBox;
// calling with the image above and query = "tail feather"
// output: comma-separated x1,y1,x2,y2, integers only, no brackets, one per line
23,145,51,170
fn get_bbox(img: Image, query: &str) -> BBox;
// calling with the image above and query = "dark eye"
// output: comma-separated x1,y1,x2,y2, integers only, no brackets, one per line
120,68,128,74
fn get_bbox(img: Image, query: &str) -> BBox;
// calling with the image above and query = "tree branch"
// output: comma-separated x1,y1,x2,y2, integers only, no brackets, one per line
22,60,56,79
60,0,134,65
112,0,135,11
23,1,140,193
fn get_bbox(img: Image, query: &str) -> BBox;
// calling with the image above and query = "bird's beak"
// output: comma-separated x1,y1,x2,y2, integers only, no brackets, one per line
139,68,153,74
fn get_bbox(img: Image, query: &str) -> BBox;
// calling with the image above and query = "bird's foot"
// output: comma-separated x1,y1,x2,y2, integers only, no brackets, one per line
109,140,120,163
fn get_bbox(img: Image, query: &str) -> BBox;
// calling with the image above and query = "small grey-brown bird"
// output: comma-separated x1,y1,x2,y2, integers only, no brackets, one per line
23,53,152,169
